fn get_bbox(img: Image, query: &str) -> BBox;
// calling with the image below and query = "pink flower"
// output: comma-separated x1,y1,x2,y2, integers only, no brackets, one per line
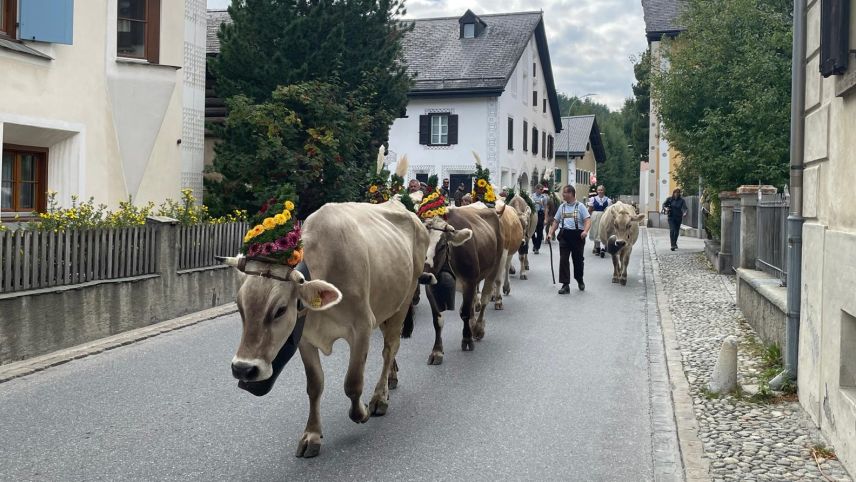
247,244,260,257
274,237,290,251
285,231,299,249
261,243,273,256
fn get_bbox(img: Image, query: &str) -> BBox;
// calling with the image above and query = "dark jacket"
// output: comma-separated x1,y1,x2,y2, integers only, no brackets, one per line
663,196,687,220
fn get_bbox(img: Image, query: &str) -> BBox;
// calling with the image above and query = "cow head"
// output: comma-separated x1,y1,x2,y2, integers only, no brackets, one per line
607,206,645,250
217,256,342,382
422,216,472,272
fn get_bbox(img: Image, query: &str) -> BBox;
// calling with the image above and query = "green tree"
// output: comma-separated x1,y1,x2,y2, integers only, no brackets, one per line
651,0,792,194
628,50,650,165
207,0,413,215
206,82,373,219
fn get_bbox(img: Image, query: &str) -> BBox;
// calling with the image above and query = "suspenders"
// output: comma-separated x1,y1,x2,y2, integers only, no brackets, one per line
561,202,580,230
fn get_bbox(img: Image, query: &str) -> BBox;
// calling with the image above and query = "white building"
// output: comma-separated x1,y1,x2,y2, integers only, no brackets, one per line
388,10,562,191
0,0,207,218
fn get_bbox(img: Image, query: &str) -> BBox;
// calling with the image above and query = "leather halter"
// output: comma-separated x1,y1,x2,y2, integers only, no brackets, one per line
236,256,302,283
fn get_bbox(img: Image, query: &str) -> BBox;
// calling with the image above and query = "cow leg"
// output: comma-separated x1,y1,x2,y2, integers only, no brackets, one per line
425,286,445,365
502,252,513,296
494,252,508,310
401,286,419,338
620,248,630,285
345,329,372,424
370,310,406,417
476,268,499,341
295,341,324,458
460,281,476,351
611,253,620,283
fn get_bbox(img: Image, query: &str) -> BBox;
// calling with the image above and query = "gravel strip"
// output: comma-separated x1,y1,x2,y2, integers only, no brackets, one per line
655,245,852,482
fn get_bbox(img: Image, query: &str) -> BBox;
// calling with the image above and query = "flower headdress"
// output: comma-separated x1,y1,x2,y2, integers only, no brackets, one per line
470,151,497,205
505,187,536,212
241,197,303,267
417,174,448,219
365,148,416,212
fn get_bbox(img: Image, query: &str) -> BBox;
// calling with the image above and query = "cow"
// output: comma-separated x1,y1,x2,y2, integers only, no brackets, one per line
493,201,524,309
218,200,429,458
420,203,504,362
507,194,537,280
597,201,645,285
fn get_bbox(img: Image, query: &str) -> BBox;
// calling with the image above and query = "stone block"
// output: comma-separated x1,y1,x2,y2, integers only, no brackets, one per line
709,336,739,394
807,2,820,57
736,268,787,349
806,56,821,110
805,105,829,162
803,165,819,219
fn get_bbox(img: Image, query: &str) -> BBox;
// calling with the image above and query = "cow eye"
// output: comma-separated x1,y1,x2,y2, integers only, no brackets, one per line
273,306,287,319
626,223,631,229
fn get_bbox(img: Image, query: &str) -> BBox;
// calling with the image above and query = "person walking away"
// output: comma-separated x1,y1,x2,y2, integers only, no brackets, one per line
453,183,466,207
587,185,612,256
547,185,591,294
531,184,548,254
662,188,688,250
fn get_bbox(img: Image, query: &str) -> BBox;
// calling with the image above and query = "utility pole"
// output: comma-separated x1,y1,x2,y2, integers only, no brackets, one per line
565,93,596,189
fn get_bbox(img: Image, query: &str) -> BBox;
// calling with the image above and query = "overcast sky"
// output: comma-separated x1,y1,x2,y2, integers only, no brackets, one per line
206,0,648,111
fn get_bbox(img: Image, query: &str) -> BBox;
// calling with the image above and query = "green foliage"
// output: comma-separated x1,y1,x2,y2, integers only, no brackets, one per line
651,0,792,194
206,82,374,219
208,0,413,216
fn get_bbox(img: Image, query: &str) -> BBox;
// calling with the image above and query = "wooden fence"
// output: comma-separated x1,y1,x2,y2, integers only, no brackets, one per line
0,226,158,293
177,222,248,271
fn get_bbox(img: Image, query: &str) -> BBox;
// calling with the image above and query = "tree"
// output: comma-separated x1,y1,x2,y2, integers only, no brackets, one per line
206,82,373,219
207,0,413,216
628,50,650,165
651,0,792,194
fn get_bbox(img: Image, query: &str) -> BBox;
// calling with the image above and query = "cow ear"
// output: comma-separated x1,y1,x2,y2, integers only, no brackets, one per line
450,228,472,246
632,213,645,222
298,280,343,311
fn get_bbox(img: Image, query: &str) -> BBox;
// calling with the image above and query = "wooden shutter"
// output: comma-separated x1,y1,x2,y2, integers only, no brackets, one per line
532,127,538,154
19,0,74,44
146,0,161,64
541,132,546,158
523,121,528,151
507,118,514,150
448,114,459,145
820,0,850,77
419,115,430,145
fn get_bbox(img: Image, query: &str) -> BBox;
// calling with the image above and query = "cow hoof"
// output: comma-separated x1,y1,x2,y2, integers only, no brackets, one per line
462,339,475,351
349,404,370,424
295,432,322,458
369,397,389,417
474,302,482,312
472,323,485,340
428,352,444,365
612,277,619,283
401,330,412,339
494,302,503,310
503,286,510,296
520,274,528,280
620,278,627,286
509,266,516,275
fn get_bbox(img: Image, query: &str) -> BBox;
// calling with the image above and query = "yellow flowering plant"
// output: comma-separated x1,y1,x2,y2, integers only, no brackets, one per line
240,196,303,266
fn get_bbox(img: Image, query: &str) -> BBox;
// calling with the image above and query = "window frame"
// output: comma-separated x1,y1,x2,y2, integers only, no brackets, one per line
532,90,538,107
463,22,475,38
0,0,17,39
1,144,49,214
430,114,449,146
117,0,160,64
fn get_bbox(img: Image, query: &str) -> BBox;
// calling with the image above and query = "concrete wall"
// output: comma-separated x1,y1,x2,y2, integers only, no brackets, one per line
0,220,241,365
0,1,204,213
797,0,856,473
736,268,787,349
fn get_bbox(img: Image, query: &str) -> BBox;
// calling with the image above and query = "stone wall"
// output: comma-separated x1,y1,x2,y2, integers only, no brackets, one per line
735,268,787,349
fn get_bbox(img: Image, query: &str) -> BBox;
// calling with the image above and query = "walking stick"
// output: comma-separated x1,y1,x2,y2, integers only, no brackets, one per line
547,235,556,284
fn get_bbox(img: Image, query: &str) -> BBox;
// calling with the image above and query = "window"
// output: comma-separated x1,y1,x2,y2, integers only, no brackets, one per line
532,91,538,107
507,118,514,150
541,132,546,159
532,127,539,155
0,0,15,38
533,62,537,77
419,113,458,146
463,23,475,38
416,173,429,184
118,0,161,63
431,115,448,145
554,168,562,183
1,146,48,213
547,135,554,158
522,121,528,152
543,99,547,114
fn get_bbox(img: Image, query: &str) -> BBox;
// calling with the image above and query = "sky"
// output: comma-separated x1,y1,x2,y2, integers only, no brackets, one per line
206,0,648,111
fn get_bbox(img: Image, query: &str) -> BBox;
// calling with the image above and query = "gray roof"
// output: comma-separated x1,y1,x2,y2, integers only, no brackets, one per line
207,10,230,54
401,12,541,93
641,0,685,39
555,115,605,163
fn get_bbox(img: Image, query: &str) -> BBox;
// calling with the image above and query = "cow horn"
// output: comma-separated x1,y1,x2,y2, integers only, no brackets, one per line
289,269,305,284
215,256,240,268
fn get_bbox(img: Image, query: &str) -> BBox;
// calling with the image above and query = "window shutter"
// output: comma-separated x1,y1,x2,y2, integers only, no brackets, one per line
507,118,514,150
419,115,430,145
532,91,538,106
20,0,74,45
541,132,546,159
448,114,459,145
532,127,538,154
523,121,528,151
820,0,850,77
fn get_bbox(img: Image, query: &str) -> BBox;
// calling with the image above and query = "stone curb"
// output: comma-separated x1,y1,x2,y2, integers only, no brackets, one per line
645,230,712,482
0,303,237,384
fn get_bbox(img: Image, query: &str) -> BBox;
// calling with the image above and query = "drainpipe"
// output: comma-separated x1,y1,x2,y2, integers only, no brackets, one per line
771,0,806,390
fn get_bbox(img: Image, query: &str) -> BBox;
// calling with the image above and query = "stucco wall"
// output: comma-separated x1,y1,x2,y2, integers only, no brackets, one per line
798,0,856,473
0,1,195,212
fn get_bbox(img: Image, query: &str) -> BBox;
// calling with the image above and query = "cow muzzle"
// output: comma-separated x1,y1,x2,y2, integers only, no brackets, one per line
231,358,272,382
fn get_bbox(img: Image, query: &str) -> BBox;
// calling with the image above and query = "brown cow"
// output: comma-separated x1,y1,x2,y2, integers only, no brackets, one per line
598,201,645,285
219,200,429,458
421,204,504,361
493,201,524,309
508,194,537,280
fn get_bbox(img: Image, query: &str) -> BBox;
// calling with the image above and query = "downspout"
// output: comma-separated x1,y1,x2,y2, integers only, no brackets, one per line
771,0,806,390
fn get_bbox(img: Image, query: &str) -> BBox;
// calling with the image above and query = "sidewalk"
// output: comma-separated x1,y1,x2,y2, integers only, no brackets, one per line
647,228,852,481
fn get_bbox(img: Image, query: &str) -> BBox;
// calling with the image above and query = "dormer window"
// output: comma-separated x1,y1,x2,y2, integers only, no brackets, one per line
458,9,486,39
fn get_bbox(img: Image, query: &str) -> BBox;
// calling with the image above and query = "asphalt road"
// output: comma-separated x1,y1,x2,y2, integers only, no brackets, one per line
0,235,658,481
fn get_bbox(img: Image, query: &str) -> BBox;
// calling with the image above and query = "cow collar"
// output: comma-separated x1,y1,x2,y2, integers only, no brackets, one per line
237,261,311,397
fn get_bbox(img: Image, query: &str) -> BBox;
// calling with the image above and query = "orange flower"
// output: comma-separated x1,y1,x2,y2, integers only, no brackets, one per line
288,248,303,266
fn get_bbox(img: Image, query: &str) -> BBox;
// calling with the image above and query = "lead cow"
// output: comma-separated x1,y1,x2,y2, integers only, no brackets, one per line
598,201,645,285
219,201,429,458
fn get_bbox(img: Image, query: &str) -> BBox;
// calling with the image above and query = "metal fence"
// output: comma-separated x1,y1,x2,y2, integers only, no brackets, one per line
0,226,158,293
755,194,789,284
683,195,700,229
731,206,742,273
177,222,248,271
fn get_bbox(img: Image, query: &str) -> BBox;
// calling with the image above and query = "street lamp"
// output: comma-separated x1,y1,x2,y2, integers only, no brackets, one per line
565,93,596,189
